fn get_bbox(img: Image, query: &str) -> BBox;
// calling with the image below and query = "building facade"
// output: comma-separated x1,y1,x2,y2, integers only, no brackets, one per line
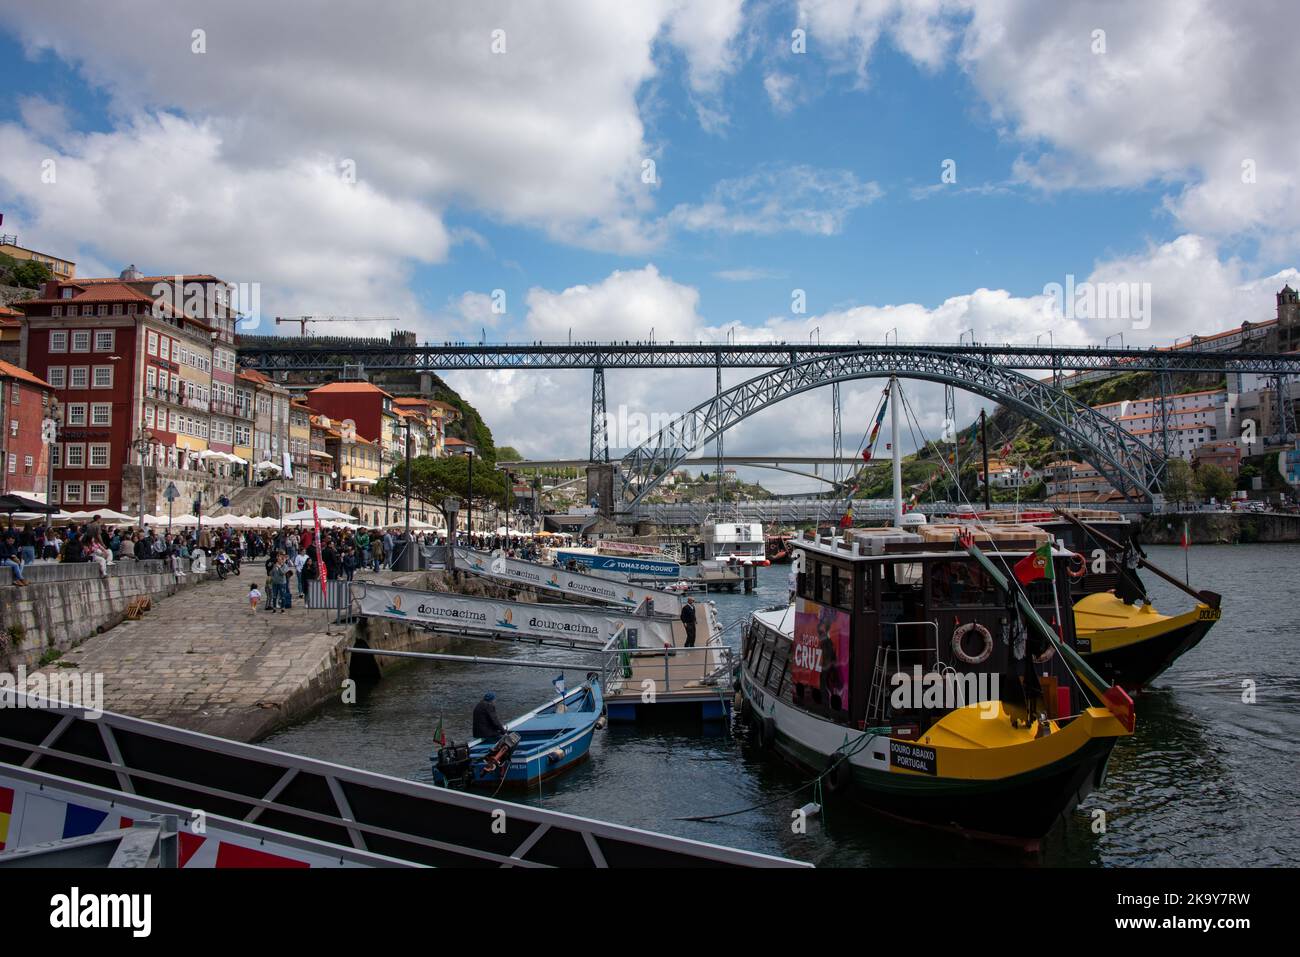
0,361,55,500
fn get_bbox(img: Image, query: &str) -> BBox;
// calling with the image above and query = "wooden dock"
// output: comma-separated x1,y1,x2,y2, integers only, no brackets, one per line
603,641,732,721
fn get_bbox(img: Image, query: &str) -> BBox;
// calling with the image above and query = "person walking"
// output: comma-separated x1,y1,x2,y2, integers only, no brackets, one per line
248,584,262,614
268,554,288,612
680,596,697,648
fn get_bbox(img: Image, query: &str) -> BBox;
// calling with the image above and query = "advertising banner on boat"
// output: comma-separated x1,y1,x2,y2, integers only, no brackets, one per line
554,549,681,579
455,548,684,615
356,583,676,649
792,598,851,712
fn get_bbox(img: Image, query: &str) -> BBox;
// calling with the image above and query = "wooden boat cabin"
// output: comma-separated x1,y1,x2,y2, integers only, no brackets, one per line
744,524,1087,736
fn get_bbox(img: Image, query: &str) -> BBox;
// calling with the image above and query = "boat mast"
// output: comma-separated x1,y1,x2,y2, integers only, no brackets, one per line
890,375,903,526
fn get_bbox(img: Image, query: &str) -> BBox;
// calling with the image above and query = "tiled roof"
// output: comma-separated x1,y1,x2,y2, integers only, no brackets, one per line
75,274,222,285
0,359,53,390
307,381,394,398
22,282,156,305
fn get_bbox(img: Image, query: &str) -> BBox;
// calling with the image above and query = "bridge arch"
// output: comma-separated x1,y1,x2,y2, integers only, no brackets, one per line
618,350,1166,505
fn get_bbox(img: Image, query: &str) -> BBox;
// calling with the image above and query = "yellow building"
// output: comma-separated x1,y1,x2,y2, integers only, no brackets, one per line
289,400,313,486
327,428,382,492
0,236,75,278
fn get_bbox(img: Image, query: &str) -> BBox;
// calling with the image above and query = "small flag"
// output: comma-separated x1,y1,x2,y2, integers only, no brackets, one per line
1001,442,1013,457
1180,520,1190,549
1013,542,1055,584
839,504,853,528
552,674,566,696
434,715,446,747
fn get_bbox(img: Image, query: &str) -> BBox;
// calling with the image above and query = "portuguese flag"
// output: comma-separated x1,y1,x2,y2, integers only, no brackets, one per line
1180,519,1191,549
434,715,446,747
1013,542,1054,585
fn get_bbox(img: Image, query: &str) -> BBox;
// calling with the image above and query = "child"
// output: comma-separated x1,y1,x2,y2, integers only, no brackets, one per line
249,584,262,613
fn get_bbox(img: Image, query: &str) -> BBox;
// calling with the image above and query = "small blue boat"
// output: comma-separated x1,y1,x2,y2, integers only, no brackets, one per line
432,678,604,789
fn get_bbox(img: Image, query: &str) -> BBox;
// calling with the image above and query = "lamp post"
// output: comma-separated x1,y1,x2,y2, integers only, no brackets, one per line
41,415,58,515
443,495,460,570
404,417,412,544
467,449,474,538
133,426,150,530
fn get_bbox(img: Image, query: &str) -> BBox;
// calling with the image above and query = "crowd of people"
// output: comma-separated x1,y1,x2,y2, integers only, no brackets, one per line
0,517,452,591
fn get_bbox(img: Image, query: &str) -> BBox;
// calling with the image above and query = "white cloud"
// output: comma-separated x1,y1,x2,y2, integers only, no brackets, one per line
669,164,883,236
798,0,960,81
0,113,442,333
763,71,799,113
524,264,703,342
0,0,748,306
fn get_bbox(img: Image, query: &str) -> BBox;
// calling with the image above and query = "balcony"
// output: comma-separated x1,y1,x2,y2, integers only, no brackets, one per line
143,384,209,413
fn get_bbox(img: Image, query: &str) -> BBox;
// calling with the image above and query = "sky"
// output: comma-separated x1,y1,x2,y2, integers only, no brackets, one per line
1,1,1297,492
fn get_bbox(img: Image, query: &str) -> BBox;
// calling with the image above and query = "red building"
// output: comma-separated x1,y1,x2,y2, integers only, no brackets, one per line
17,277,219,510
303,381,393,442
0,360,55,500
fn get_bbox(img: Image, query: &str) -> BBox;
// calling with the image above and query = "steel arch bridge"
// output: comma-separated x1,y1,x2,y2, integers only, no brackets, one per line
617,350,1168,506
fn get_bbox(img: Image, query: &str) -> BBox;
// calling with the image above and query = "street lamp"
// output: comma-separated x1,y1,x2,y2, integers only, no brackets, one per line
467,449,475,536
133,426,151,530
403,417,412,543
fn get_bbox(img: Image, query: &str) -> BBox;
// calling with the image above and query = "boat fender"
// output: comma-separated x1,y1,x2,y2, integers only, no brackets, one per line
824,756,852,794
759,716,777,749
951,622,993,665
547,747,567,763
1067,553,1087,578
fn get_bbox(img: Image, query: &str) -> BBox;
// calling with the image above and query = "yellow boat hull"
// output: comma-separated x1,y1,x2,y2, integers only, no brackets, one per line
1073,592,1221,691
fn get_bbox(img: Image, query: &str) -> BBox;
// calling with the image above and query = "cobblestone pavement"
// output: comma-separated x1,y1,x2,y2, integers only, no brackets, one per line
36,568,410,741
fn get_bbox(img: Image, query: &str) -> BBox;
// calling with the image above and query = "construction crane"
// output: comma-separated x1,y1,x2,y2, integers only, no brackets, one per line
274,315,399,336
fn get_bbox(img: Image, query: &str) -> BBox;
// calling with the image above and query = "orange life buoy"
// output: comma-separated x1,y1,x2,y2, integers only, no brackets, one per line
1067,552,1087,578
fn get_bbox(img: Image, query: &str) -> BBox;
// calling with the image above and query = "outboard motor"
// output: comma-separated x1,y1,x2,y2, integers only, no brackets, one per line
481,732,521,776
435,741,473,788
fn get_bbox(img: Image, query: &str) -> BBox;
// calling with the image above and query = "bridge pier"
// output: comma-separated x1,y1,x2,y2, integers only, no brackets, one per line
587,462,615,517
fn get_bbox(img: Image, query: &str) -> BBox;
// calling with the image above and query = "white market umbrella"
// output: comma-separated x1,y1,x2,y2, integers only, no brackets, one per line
283,507,356,523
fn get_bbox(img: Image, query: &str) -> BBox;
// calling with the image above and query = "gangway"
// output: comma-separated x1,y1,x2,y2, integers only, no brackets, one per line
350,578,734,723
351,580,678,650
0,693,806,868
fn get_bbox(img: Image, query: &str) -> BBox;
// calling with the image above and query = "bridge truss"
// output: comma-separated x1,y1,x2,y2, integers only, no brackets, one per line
617,350,1170,505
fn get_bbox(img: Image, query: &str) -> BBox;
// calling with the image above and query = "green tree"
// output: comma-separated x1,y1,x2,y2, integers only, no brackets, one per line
1162,457,1197,506
1195,463,1235,503
0,253,51,289
375,455,509,519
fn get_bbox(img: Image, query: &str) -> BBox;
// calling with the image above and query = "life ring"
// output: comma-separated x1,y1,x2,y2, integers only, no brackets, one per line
951,622,994,665
824,756,852,794
1067,553,1087,578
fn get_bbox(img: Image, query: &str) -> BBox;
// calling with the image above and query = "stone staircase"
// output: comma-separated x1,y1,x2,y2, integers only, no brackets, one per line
212,483,280,519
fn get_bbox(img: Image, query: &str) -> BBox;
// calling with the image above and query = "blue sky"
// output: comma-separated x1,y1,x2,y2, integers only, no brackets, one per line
0,2,1296,476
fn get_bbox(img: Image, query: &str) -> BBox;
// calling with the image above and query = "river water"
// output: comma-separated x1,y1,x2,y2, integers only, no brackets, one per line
261,543,1300,866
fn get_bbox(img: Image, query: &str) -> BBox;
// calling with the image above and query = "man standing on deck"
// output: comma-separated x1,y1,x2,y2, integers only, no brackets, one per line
681,596,697,648
472,692,507,740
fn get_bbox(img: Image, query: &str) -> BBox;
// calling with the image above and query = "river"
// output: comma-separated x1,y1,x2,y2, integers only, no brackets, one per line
261,543,1300,866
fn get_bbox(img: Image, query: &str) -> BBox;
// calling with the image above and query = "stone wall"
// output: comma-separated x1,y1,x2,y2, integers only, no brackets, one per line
0,559,213,672
1140,511,1300,544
